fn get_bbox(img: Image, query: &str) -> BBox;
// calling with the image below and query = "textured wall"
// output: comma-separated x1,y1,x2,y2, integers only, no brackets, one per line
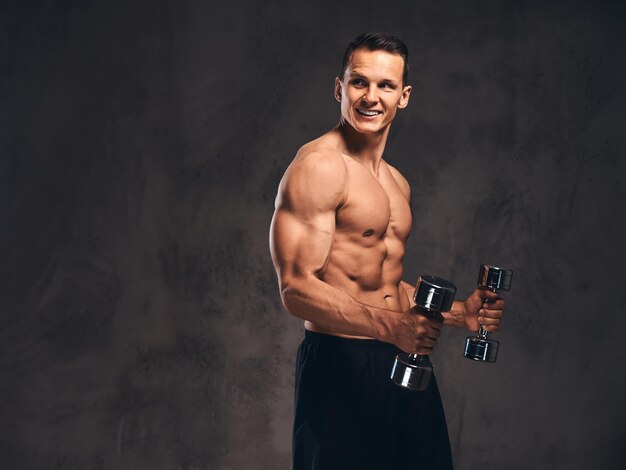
2,0,625,469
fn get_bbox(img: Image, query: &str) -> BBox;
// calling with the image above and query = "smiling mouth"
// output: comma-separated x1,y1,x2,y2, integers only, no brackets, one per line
356,109,382,117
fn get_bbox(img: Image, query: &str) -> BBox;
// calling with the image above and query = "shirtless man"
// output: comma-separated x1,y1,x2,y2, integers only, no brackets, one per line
270,33,505,470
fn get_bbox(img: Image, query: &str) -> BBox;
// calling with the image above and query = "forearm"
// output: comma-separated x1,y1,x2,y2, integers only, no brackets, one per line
281,276,400,342
441,300,467,329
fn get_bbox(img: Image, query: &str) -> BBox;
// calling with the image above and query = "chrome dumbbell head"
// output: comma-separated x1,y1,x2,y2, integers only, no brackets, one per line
477,265,513,292
414,275,457,313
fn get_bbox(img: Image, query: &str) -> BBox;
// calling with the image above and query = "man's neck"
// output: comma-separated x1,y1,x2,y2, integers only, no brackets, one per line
336,122,390,175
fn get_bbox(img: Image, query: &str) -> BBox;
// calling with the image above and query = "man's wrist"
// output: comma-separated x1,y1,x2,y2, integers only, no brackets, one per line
371,308,393,343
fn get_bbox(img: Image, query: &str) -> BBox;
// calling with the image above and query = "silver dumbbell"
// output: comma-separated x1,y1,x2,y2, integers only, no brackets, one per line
390,275,457,391
463,264,513,362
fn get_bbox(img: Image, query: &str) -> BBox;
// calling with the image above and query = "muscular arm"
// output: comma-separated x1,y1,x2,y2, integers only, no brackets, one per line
270,151,440,354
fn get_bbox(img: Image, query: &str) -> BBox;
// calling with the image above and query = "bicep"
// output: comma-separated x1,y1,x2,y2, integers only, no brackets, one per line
270,151,346,285
270,206,335,285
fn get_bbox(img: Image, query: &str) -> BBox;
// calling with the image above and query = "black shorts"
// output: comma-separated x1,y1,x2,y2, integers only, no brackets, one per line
293,331,453,470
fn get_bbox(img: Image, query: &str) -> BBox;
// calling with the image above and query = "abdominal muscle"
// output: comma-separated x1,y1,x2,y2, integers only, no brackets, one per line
304,241,411,339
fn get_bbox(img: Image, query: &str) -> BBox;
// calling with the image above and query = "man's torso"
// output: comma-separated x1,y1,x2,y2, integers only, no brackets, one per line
298,131,413,338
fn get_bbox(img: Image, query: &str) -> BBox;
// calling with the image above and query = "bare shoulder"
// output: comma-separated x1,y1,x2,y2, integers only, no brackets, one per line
293,140,347,180
384,160,411,200
277,140,348,211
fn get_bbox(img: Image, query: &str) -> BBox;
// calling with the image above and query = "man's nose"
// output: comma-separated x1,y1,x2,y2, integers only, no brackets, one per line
363,85,379,103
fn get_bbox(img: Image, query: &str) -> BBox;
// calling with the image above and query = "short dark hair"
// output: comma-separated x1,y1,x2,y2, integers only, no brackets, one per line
340,32,409,85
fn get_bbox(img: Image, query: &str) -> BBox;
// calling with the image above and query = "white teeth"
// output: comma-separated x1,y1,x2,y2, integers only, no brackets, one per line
357,109,380,116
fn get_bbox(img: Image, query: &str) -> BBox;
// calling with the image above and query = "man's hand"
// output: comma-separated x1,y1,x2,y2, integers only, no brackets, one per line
388,306,444,355
461,288,505,333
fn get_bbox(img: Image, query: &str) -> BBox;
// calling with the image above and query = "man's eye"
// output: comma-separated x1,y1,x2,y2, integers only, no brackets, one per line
352,79,366,86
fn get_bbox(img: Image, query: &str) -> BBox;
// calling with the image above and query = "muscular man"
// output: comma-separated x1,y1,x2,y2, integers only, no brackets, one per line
270,33,505,470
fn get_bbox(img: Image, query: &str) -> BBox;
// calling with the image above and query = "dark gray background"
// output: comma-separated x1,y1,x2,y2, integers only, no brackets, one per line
2,0,625,469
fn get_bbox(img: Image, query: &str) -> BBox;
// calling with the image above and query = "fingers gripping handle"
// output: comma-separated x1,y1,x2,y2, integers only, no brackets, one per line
477,287,497,340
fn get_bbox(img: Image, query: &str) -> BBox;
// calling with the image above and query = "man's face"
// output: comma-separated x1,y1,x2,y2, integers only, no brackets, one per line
335,49,412,135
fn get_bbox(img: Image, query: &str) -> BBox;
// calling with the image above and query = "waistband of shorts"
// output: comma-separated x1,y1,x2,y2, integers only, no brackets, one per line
304,330,399,351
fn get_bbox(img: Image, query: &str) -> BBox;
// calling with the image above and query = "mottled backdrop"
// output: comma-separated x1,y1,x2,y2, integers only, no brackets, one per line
2,0,625,469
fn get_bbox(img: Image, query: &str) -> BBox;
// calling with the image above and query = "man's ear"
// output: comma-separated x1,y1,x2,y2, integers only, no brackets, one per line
334,77,343,103
397,85,412,109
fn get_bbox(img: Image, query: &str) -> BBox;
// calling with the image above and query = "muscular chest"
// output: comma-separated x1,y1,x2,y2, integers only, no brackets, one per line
336,161,412,242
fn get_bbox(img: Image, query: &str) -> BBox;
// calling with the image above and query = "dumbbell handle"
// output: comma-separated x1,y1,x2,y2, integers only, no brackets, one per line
477,326,490,339
477,287,498,339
